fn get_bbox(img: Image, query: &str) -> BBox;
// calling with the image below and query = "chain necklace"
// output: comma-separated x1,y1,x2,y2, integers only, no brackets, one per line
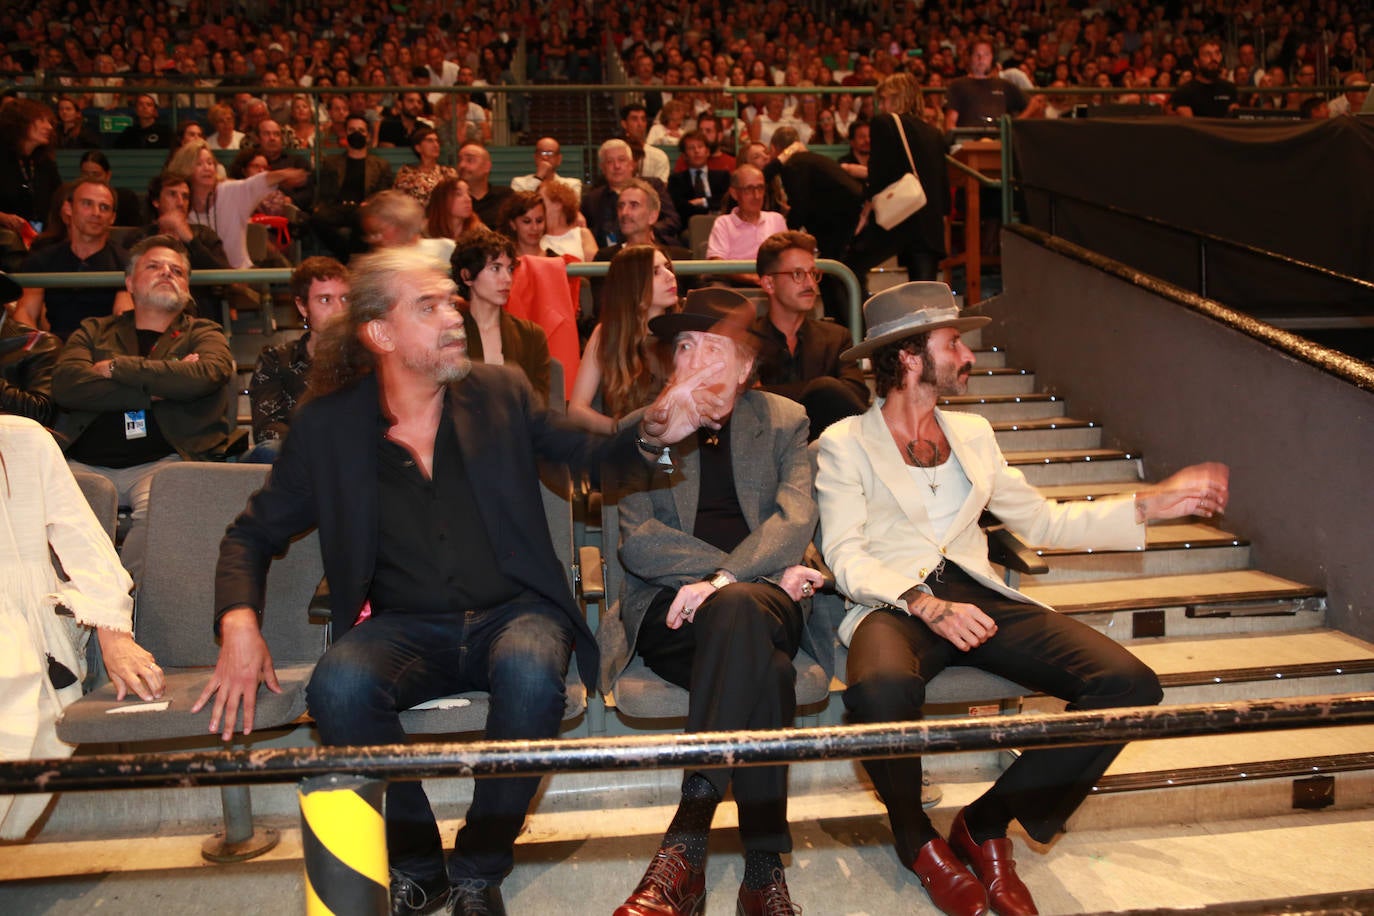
904,437,946,494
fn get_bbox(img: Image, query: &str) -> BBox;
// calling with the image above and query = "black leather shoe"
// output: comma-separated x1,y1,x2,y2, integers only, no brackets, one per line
390,870,451,915
447,878,506,916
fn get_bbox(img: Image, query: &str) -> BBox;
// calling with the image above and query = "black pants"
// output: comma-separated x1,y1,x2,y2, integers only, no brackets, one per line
636,581,804,853
843,563,1162,864
845,221,942,299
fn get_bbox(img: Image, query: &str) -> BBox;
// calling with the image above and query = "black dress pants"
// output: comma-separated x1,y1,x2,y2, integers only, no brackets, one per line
843,562,1162,864
636,581,804,853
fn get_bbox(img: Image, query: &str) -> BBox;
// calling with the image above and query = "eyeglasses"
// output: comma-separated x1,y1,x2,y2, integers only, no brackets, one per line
768,268,822,285
535,149,559,157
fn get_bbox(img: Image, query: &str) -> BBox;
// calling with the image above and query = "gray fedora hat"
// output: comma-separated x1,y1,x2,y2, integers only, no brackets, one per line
840,281,990,362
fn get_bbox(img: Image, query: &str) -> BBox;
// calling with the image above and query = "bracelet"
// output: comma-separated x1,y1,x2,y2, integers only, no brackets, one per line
636,435,675,474
1133,492,1147,525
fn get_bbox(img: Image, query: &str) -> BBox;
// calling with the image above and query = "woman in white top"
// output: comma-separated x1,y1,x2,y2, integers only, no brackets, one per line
204,103,244,151
538,178,596,261
172,140,306,270
0,416,163,839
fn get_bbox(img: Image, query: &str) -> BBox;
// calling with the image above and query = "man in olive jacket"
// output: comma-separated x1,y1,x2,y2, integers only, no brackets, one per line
52,235,233,586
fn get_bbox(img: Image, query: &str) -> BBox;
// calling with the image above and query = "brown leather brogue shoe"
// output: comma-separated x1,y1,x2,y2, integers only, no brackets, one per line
911,837,989,916
736,868,801,916
949,809,1039,916
613,843,706,916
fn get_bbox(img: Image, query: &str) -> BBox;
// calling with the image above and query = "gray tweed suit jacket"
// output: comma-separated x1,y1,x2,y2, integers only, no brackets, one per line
597,389,817,691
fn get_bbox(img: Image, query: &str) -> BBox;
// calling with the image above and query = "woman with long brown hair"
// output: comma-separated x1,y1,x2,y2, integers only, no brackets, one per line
498,190,547,258
424,176,485,241
0,99,61,239
567,245,679,434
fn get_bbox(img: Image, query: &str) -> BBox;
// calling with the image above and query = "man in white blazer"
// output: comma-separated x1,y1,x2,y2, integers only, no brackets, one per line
815,282,1230,916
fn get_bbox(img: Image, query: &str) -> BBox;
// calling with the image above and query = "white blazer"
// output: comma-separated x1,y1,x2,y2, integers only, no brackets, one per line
816,403,1145,645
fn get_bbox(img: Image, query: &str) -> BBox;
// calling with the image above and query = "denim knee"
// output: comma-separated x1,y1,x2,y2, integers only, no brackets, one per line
306,642,394,732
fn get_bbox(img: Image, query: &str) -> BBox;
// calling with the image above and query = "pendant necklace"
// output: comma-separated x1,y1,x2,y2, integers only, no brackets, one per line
904,438,944,494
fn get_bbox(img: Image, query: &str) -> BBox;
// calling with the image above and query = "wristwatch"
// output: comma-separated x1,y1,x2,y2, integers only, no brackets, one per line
705,571,732,591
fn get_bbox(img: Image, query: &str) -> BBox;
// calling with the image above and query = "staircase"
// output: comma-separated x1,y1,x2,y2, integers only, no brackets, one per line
942,327,1374,832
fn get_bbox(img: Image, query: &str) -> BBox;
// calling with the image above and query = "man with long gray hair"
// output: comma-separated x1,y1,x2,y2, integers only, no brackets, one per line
197,246,728,916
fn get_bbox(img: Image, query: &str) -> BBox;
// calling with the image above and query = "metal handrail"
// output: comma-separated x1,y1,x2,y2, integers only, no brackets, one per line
2,694,1370,795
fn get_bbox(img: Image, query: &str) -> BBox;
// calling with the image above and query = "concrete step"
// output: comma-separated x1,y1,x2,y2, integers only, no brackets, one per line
1015,521,1253,584
1032,480,1140,501
972,347,1007,368
1004,448,1143,486
1024,603,1328,643
965,366,1037,396
940,392,1069,421
992,417,1103,451
1021,569,1323,616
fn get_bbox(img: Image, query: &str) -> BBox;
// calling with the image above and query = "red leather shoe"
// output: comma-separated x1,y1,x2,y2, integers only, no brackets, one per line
911,837,989,916
736,869,801,915
948,809,1039,916
614,844,706,916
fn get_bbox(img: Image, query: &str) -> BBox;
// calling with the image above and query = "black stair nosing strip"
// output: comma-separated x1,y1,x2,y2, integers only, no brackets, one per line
970,367,1032,377
1035,536,1249,555
990,418,1097,432
1005,451,1135,465
1157,658,1374,688
1089,751,1374,794
1074,888,1374,916
1052,586,1326,614
938,393,1060,404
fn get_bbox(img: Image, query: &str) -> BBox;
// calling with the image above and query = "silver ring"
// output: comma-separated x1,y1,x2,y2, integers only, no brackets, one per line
801,582,813,596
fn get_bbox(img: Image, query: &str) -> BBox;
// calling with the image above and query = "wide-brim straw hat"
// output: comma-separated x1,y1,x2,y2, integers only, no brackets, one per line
840,281,990,362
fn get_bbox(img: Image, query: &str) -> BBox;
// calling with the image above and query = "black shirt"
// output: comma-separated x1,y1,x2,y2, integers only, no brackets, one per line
691,420,751,554
1169,78,1239,118
370,409,522,615
19,241,128,340
114,121,171,150
67,329,175,467
472,185,514,230
341,156,368,205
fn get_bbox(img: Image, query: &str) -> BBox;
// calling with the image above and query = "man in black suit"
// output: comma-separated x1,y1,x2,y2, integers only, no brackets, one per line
763,128,865,324
666,131,730,222
196,246,722,916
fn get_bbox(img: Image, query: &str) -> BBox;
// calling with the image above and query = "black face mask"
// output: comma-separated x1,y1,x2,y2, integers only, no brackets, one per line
346,131,368,150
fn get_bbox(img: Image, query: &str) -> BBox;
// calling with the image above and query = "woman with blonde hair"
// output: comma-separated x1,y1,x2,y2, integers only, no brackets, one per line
204,102,244,151
567,245,678,434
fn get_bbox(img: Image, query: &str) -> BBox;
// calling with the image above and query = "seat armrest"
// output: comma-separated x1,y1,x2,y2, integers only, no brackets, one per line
981,513,1049,575
579,545,605,602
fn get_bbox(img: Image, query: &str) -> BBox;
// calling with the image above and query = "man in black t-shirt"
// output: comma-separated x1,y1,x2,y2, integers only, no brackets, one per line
1169,39,1240,118
52,235,233,587
114,93,171,149
945,41,1029,131
16,178,131,340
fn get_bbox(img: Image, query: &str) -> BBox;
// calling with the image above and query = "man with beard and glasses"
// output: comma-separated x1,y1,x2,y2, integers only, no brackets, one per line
196,245,727,916
52,235,234,588
815,282,1230,916
1168,39,1239,118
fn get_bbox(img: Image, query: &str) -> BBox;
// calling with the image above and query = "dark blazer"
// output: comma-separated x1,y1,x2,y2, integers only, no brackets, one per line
315,153,394,208
461,309,552,408
865,112,951,256
752,315,870,407
214,366,641,688
0,313,59,425
666,167,730,221
767,152,864,258
580,179,684,249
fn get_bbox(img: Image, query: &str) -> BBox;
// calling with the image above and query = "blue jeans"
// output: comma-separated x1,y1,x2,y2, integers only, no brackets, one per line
306,594,573,883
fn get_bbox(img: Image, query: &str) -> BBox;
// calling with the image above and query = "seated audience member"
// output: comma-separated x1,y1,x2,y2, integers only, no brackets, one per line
313,114,396,261
16,178,131,340
705,165,788,285
816,282,1228,916
1327,72,1369,116
593,179,691,317
538,178,597,261
425,177,486,246
114,93,171,149
672,115,737,173
361,190,456,263
0,272,59,425
205,102,245,151
246,257,351,463
136,171,231,271
195,245,712,916
376,90,433,147
667,131,731,221
752,231,869,440
451,227,551,406
510,137,582,200
456,142,513,229
394,126,457,209
251,119,315,211
568,245,677,434
76,151,144,229
1167,39,1238,118
581,139,683,249
619,102,671,181
838,121,872,181
52,236,234,588
54,96,101,150
170,139,307,271
603,286,819,916
646,99,690,147
500,190,547,258
0,414,163,840
1,100,62,252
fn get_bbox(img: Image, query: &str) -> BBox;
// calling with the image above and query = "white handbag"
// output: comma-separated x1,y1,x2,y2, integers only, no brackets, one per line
873,113,928,229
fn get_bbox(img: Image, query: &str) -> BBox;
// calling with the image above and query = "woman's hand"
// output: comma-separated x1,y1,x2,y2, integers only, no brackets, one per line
96,629,165,701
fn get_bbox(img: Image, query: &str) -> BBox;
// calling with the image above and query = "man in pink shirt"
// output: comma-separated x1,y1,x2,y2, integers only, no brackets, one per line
705,165,787,286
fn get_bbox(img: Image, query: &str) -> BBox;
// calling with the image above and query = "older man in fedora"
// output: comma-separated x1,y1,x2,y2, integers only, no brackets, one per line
815,282,1231,916
601,286,822,916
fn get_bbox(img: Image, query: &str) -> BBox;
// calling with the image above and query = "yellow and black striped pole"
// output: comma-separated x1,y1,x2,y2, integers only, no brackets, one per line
299,774,388,915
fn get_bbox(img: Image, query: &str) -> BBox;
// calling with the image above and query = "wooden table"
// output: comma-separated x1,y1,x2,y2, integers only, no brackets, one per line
941,140,1002,306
